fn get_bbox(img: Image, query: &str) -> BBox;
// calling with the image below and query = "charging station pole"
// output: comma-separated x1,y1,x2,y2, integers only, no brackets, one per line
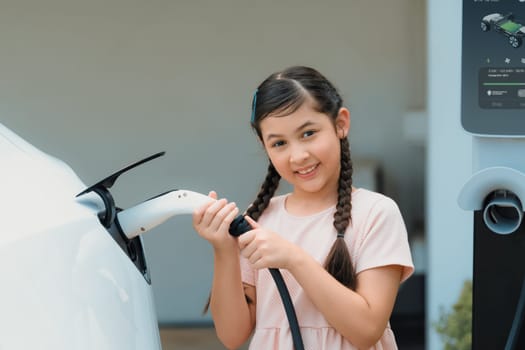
460,1,525,348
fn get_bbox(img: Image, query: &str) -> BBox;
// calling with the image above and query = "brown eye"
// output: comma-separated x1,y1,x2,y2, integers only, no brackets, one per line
272,140,286,148
302,130,316,138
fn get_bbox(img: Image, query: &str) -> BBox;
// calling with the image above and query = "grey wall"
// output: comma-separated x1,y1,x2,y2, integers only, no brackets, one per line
1,0,427,323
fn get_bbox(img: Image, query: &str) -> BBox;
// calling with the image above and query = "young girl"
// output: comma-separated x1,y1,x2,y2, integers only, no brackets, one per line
193,66,414,350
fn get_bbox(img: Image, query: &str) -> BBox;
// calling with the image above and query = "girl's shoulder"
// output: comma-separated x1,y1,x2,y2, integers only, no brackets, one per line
255,194,288,225
353,187,389,203
352,188,402,219
265,194,288,212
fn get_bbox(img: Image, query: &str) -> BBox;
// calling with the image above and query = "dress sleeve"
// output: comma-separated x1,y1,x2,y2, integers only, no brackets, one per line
354,196,414,282
240,255,256,286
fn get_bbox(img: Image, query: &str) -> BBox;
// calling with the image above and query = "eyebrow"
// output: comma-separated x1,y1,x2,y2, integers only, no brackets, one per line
265,121,317,142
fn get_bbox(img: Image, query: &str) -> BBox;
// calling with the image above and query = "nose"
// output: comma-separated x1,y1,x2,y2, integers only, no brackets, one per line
289,143,309,164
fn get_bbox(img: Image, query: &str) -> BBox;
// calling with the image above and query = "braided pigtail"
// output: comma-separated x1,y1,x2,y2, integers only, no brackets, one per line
246,162,281,221
323,137,357,290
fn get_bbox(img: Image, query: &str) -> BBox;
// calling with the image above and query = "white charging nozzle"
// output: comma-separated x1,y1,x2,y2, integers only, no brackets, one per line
117,190,214,239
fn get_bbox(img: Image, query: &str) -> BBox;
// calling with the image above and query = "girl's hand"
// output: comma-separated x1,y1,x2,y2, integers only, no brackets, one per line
192,191,239,252
238,216,299,270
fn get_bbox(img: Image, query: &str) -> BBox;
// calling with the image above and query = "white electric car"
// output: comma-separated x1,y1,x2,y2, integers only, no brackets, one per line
0,123,214,350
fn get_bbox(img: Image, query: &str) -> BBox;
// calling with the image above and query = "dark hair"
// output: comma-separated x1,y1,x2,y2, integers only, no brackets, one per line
247,66,356,289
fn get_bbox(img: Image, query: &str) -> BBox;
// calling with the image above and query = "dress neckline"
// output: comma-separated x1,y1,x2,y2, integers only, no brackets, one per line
280,188,361,219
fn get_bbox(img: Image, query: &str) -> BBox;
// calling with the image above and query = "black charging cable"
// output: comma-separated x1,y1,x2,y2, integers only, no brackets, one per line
229,216,305,350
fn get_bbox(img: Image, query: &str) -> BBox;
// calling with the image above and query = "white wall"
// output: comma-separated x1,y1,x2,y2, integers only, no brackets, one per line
0,0,427,324
426,0,473,349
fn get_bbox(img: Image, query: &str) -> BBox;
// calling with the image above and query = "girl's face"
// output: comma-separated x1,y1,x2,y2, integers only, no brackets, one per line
259,101,350,201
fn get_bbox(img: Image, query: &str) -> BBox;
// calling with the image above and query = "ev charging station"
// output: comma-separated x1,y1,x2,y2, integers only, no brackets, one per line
460,0,525,348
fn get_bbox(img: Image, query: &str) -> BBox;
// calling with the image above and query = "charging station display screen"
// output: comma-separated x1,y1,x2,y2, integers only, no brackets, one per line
479,67,525,108
462,0,525,135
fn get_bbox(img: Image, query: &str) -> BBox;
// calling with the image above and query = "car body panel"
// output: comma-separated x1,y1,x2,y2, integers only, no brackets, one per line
0,123,161,350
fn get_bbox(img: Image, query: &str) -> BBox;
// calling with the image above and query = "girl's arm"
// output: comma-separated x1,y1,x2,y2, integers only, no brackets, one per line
238,217,402,349
209,249,256,349
193,192,256,349
289,251,402,349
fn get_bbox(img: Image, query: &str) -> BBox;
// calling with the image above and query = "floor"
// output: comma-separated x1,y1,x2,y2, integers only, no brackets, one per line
159,327,248,350
159,327,424,350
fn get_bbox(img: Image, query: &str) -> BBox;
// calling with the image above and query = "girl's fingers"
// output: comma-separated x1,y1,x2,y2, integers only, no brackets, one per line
248,250,263,266
193,191,218,224
209,202,237,232
217,204,240,233
240,239,258,260
200,201,239,238
238,230,256,250
244,215,260,229
200,198,227,227
238,218,262,261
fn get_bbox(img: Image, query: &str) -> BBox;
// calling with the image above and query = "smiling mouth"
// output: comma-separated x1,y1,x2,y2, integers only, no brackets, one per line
295,164,318,175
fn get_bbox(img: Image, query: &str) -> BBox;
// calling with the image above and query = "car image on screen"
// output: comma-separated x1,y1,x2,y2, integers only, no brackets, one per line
481,12,525,48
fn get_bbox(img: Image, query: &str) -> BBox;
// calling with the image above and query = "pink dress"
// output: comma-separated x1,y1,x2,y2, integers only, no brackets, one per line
240,188,414,350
